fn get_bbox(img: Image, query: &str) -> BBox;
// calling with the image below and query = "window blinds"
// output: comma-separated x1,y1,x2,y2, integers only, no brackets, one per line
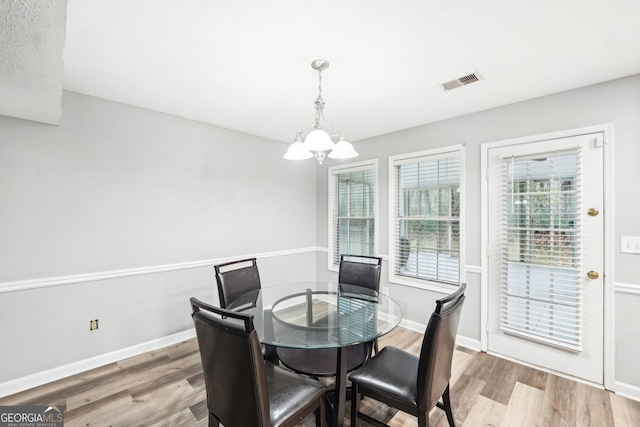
331,167,376,266
392,154,461,285
500,150,582,351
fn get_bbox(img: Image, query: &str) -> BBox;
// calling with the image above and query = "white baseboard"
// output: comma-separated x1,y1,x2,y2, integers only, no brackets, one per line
615,381,640,402
399,318,425,333
0,328,196,399
455,335,482,351
398,318,481,351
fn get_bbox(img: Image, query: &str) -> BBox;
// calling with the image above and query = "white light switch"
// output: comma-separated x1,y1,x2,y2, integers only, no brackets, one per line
621,236,640,254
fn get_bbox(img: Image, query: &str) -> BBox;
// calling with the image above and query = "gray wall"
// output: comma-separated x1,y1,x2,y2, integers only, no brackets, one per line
0,92,317,282
0,92,317,384
615,292,640,389
2,75,640,392
315,74,640,388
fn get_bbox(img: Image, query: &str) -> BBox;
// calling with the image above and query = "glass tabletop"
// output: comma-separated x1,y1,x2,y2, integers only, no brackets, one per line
227,282,403,349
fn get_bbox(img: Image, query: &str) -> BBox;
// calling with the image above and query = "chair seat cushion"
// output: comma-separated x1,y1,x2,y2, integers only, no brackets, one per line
265,363,326,427
348,346,419,408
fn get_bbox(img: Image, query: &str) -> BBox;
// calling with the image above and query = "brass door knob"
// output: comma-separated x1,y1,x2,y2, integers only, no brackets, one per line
587,271,599,280
587,208,599,217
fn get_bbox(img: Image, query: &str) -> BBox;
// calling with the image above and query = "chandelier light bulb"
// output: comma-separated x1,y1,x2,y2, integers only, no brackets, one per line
284,135,313,160
303,129,334,152
328,134,358,159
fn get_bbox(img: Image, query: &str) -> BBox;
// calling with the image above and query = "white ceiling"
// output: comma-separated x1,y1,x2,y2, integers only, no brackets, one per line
3,0,640,143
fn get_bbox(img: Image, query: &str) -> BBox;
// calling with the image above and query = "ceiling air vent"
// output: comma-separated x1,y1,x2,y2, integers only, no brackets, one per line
440,72,483,91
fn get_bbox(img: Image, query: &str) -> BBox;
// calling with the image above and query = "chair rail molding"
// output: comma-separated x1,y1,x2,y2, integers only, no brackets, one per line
465,265,482,274
615,282,640,296
0,247,321,294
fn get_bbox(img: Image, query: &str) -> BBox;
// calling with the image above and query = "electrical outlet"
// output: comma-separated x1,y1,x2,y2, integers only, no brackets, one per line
382,287,389,296
89,319,99,331
621,236,640,254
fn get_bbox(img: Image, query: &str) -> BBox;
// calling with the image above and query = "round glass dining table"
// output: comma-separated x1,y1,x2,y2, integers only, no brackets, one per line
227,282,403,427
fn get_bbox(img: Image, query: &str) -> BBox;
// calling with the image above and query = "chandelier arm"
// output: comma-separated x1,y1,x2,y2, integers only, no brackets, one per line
297,108,341,139
296,119,320,137
315,109,342,138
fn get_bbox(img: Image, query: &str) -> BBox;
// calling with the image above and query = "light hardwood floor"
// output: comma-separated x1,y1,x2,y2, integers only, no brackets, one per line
1,326,639,426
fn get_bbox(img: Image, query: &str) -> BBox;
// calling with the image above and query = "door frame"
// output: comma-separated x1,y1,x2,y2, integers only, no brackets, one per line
480,123,615,390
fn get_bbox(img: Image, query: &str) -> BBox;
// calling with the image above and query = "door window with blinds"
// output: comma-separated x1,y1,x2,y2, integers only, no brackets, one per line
389,146,464,290
500,150,582,350
328,160,377,270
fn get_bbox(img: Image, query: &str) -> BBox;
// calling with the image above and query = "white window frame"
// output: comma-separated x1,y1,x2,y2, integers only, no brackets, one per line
388,145,465,292
328,159,378,272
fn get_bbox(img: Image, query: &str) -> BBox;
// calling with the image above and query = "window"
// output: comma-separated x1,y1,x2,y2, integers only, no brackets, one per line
328,160,377,271
389,146,464,290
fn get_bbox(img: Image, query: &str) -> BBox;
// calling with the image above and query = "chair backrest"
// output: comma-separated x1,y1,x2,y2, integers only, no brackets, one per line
214,258,261,309
190,297,271,426
338,254,382,291
416,283,466,411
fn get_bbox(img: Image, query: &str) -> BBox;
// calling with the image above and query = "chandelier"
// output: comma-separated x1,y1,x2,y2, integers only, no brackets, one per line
284,60,358,164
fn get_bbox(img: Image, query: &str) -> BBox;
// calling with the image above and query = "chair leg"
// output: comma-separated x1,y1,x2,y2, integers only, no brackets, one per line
316,395,325,427
264,343,280,365
208,412,220,427
350,384,361,427
417,411,429,427
442,384,456,427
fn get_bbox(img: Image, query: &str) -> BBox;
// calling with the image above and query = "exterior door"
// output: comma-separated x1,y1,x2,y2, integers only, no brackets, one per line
486,133,604,384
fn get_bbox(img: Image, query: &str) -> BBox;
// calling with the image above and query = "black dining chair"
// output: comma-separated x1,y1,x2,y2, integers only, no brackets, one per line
214,258,261,309
338,254,382,292
214,258,279,361
190,297,327,427
348,283,466,427
339,254,383,354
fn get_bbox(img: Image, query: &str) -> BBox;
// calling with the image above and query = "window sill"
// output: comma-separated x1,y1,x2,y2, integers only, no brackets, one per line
388,274,460,294
327,265,339,273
